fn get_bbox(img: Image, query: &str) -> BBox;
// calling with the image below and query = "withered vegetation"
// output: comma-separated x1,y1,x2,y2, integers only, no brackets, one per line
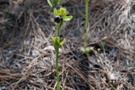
0,0,135,90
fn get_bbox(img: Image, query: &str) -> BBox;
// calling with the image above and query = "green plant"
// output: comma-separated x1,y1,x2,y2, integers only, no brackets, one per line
47,1,73,90
99,42,105,49
47,0,60,10
97,42,105,52
80,0,90,54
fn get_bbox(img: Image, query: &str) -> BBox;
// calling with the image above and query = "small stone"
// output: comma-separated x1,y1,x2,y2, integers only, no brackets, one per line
32,50,40,57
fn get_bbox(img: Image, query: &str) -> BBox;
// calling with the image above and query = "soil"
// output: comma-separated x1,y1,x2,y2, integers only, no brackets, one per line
0,0,135,90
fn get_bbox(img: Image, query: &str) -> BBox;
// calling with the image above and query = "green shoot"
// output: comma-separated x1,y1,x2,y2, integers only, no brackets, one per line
47,1,73,89
80,0,90,54
52,7,72,90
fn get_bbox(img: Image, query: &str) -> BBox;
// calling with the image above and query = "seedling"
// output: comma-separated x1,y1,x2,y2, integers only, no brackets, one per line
97,42,106,52
99,42,105,49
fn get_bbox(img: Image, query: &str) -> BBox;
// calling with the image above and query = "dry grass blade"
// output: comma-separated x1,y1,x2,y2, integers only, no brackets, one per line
0,0,135,90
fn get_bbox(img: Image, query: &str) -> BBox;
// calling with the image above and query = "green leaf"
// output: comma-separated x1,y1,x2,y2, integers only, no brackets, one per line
51,36,56,44
59,38,65,46
52,0,59,5
51,36,65,47
63,16,73,22
80,47,91,54
99,42,105,48
47,0,53,8
56,37,60,45
53,8,59,16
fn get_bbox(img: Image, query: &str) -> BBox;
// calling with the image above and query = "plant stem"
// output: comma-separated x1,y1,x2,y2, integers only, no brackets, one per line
84,0,89,48
55,21,62,90
57,21,63,36
55,46,60,90
59,0,62,6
